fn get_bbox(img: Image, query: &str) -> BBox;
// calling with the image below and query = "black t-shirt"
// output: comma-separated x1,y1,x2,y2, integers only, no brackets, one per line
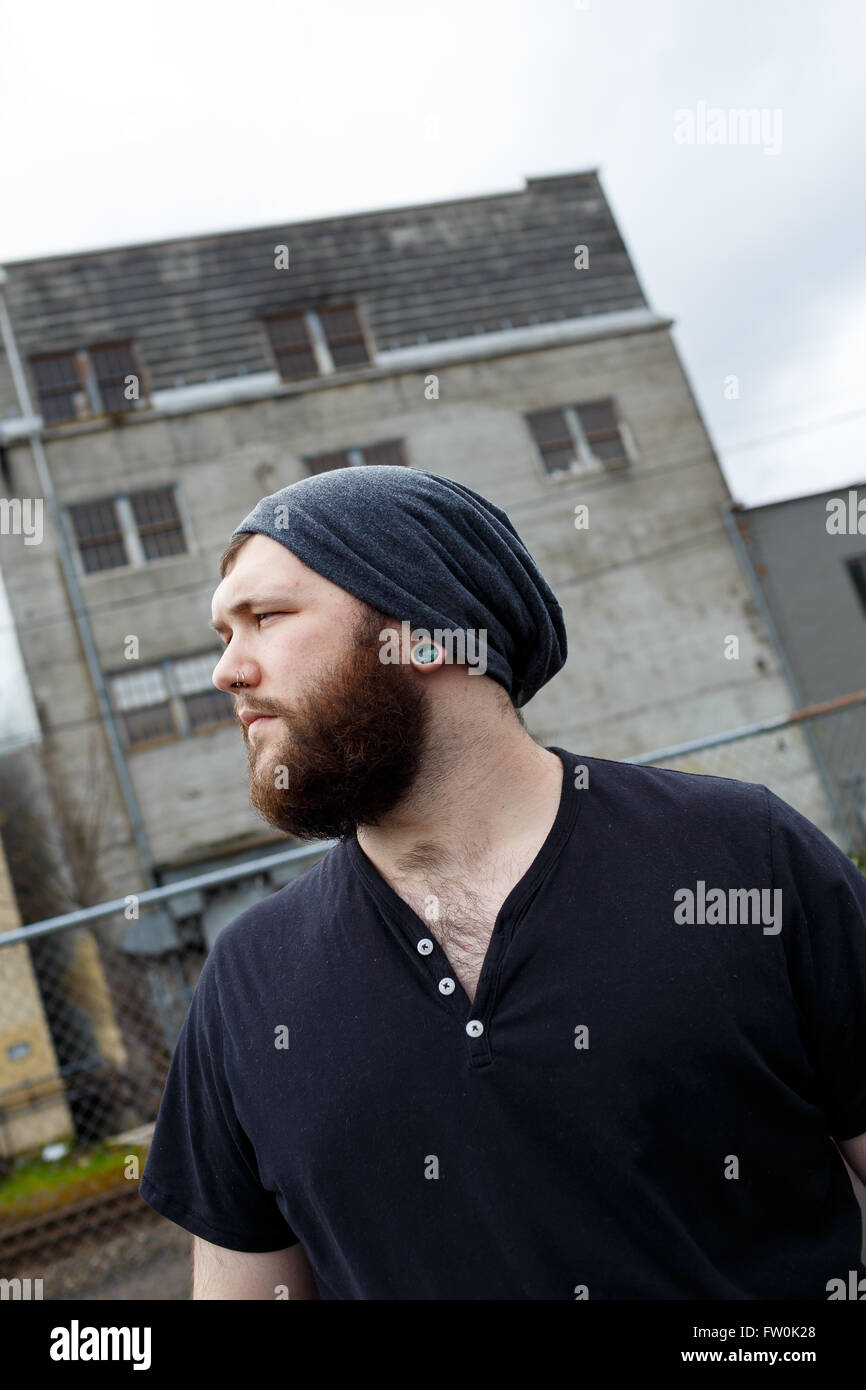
139,748,866,1299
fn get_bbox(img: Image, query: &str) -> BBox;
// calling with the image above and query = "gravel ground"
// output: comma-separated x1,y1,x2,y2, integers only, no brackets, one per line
13,1213,192,1301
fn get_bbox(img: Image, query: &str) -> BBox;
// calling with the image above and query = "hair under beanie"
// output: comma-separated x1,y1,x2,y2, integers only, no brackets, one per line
230,466,567,708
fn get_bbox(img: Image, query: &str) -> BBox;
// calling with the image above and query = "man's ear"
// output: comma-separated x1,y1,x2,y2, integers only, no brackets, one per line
410,642,446,670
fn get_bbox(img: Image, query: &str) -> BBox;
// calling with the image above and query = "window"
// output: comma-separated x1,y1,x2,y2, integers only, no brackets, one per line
172,653,235,732
304,438,407,476
317,305,370,368
265,302,371,381
69,498,128,574
575,399,629,469
525,409,575,474
358,439,406,468
68,486,187,574
129,487,186,560
30,340,147,423
846,557,866,616
89,342,143,413
306,449,351,475
30,353,88,424
526,397,632,477
110,651,234,748
111,667,175,746
264,313,319,382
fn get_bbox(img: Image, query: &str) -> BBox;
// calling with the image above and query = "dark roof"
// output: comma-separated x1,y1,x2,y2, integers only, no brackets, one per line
1,171,649,393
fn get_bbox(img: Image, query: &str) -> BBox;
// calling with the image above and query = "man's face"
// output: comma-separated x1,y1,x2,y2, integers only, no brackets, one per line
211,534,429,840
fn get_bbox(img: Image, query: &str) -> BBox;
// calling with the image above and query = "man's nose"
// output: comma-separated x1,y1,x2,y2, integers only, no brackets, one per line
212,647,259,693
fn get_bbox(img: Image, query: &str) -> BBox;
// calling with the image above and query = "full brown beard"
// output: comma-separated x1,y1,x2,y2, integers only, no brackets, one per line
244,607,430,841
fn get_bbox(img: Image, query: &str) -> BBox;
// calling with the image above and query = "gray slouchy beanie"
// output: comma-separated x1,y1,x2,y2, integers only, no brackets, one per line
231,466,567,708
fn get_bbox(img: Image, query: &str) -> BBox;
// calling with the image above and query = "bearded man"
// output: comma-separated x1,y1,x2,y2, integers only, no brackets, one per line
141,465,866,1301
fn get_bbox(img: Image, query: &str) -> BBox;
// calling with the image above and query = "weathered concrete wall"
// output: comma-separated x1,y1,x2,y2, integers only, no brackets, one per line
0,321,839,910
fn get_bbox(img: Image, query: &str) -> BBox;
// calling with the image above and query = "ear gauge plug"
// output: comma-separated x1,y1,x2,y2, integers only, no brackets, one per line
412,643,440,665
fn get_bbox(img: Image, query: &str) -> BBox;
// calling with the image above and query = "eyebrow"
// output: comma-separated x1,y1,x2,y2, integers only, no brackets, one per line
209,596,295,636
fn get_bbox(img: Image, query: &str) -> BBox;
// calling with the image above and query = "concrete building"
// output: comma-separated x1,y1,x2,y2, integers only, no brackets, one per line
0,824,76,1161
0,169,842,968
733,484,866,848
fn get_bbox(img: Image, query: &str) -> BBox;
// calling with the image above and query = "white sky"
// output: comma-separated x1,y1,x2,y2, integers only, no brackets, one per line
1,0,864,741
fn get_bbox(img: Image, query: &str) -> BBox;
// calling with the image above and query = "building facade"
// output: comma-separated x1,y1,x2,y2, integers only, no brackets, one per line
734,484,866,848
0,170,841,966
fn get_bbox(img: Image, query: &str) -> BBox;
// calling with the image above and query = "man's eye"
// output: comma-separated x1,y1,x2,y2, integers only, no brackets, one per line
255,612,281,623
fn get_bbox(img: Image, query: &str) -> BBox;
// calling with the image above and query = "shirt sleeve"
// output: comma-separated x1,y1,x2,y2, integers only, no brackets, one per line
765,786,866,1142
139,942,299,1252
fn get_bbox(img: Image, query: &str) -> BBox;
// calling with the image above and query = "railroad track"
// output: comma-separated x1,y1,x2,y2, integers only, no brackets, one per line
0,1184,156,1266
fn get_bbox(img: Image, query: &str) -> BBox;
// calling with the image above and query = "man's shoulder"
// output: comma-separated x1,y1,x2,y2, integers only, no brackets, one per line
568,748,769,817
205,838,350,963
565,749,855,881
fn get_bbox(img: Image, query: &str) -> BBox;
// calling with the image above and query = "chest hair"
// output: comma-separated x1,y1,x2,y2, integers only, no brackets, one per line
389,850,530,998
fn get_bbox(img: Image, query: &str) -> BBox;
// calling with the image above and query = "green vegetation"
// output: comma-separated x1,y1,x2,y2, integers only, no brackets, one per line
0,1141,148,1225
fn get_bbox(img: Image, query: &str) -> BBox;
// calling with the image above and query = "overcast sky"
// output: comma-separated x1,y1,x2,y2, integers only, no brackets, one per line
1,0,864,740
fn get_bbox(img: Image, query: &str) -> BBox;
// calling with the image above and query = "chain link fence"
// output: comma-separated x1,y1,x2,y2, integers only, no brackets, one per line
0,694,863,1299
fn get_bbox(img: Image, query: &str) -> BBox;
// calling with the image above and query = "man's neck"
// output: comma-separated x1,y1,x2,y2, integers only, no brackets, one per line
355,725,564,886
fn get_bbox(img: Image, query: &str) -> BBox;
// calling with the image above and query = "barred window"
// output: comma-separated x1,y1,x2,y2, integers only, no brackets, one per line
576,399,629,470
111,668,174,746
305,438,407,476
89,342,144,413
30,352,88,424
305,450,352,476
185,689,235,731
68,498,128,574
172,653,234,731
525,409,576,475
109,650,233,749
265,313,319,382
360,439,406,467
527,399,631,476
318,304,370,368
172,653,219,695
130,487,187,560
69,486,186,573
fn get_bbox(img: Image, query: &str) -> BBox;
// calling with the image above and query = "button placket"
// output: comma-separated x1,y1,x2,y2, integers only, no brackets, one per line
409,923,494,1063
411,932,464,1011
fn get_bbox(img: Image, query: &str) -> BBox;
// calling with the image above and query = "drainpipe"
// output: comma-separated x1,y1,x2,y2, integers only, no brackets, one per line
0,266,157,884
722,499,854,852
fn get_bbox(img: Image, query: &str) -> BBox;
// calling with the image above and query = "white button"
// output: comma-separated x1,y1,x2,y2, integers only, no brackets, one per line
417,938,433,955
438,978,455,994
466,1020,484,1037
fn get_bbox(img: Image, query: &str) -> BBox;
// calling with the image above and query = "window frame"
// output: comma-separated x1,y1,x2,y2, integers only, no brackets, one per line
526,396,637,481
30,340,148,425
573,397,632,472
67,495,130,574
128,485,187,562
87,339,150,416
303,437,407,476
262,311,322,383
108,648,235,751
29,350,91,425
316,302,373,371
65,484,190,579
263,301,374,383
